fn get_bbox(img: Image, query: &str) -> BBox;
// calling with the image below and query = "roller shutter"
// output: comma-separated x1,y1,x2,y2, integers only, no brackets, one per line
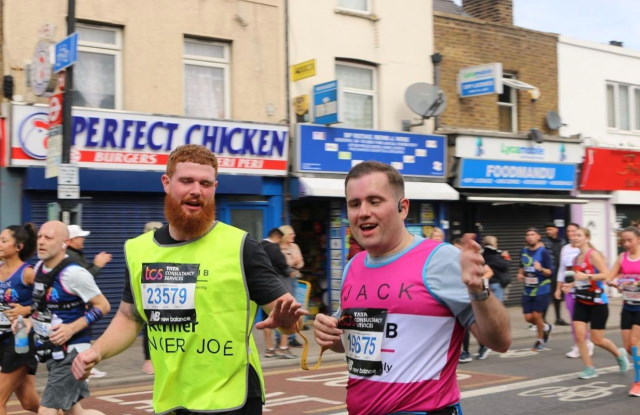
475,204,555,307
26,191,165,337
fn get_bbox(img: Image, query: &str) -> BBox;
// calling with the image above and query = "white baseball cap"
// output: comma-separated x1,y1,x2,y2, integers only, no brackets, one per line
68,224,91,239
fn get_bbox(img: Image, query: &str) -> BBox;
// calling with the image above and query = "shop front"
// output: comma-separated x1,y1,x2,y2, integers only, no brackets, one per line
290,124,458,314
451,134,584,305
579,146,640,260
6,103,289,335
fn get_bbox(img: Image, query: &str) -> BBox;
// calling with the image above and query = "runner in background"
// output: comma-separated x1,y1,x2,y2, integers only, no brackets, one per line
568,227,629,380
607,226,640,396
555,223,593,358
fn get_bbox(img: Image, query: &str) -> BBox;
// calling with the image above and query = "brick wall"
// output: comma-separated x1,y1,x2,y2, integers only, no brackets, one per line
434,11,559,135
462,0,513,25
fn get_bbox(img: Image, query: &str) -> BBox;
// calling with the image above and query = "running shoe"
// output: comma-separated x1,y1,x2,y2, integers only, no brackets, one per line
477,346,491,360
630,382,640,397
531,340,545,352
578,367,598,379
617,348,630,373
566,345,580,358
458,351,472,363
543,323,553,344
275,347,297,359
89,368,107,378
288,338,304,348
555,318,570,326
264,348,276,358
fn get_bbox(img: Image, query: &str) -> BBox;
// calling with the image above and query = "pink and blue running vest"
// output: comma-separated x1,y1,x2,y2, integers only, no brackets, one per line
620,252,640,312
340,239,465,415
0,262,33,334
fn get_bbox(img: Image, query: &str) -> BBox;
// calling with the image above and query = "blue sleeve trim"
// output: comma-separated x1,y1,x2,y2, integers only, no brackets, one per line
422,242,450,308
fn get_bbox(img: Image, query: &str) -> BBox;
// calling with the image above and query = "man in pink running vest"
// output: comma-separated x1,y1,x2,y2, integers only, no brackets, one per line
313,161,511,415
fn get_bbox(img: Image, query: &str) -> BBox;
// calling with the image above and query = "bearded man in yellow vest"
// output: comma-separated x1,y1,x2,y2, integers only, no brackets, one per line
71,144,307,415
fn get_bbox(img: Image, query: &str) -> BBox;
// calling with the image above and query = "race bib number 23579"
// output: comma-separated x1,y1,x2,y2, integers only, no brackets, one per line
141,262,198,325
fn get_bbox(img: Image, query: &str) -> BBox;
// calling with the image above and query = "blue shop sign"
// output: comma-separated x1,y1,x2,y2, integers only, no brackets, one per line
459,159,576,190
313,80,340,125
298,124,446,177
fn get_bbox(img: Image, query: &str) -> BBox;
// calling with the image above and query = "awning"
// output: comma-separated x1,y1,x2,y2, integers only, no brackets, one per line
466,195,589,205
298,177,459,200
502,78,537,91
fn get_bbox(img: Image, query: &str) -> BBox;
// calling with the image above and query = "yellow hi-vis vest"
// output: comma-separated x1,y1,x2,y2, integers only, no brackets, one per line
126,222,265,414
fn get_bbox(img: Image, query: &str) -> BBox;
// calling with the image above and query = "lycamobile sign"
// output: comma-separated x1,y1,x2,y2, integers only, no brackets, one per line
500,144,544,156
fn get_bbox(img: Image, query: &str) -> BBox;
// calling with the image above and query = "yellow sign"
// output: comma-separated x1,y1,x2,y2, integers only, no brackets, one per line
291,59,316,81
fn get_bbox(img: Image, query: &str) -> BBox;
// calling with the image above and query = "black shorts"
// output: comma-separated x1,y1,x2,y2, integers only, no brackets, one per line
620,308,640,330
0,332,38,375
572,301,609,330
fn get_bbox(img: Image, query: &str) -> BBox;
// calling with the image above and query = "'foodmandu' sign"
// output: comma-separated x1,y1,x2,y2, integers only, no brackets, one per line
10,104,289,176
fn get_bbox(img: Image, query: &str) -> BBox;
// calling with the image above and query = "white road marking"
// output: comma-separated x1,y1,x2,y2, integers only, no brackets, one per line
461,366,621,398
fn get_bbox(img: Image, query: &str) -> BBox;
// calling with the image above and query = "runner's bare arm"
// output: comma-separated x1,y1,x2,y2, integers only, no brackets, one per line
71,301,144,380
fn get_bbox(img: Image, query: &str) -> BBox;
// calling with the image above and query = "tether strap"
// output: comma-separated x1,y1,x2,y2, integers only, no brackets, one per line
296,322,329,371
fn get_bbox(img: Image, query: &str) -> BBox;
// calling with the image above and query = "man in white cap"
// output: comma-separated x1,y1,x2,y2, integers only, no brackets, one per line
66,224,112,278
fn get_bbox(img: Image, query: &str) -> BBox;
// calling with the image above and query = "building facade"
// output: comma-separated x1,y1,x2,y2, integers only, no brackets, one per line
0,0,288,334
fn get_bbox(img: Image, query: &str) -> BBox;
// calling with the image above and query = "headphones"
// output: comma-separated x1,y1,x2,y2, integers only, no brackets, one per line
61,243,67,249
397,200,403,212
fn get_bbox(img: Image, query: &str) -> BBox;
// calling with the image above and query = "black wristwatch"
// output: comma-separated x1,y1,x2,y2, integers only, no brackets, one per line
469,279,491,302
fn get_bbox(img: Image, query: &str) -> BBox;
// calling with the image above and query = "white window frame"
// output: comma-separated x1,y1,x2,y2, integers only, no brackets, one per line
498,74,517,133
337,0,371,15
183,38,231,119
75,23,122,110
335,61,377,129
607,81,640,132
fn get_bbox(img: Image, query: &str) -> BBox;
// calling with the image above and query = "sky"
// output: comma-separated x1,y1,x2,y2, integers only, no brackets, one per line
452,0,640,52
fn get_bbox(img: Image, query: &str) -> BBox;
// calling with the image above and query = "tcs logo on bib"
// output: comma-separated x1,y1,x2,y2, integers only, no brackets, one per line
144,266,164,281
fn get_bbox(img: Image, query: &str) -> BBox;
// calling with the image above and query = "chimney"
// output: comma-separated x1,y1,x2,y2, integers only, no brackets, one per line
609,41,623,47
462,0,513,25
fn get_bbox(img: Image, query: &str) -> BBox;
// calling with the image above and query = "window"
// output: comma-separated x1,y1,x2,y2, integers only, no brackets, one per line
337,0,370,13
498,74,517,133
607,81,640,132
335,62,376,129
73,24,121,109
184,38,230,119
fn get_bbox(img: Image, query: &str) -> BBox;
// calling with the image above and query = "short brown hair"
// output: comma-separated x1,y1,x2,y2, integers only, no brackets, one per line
166,144,218,177
344,161,405,198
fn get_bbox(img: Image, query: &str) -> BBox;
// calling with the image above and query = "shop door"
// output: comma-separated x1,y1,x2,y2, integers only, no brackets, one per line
225,205,267,240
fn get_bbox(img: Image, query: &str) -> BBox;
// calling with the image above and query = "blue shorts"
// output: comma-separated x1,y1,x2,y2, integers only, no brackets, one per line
522,294,550,314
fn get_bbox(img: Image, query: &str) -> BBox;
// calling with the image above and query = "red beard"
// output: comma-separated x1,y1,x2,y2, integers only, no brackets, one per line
164,194,216,239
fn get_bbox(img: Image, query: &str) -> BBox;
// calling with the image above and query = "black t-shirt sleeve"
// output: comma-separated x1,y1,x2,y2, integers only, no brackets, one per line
244,236,288,305
120,228,287,306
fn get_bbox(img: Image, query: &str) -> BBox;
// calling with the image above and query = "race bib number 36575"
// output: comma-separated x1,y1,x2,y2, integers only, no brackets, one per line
338,308,387,377
141,263,198,325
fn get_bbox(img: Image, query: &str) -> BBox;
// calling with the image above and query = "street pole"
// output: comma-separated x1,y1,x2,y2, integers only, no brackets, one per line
62,0,75,164
60,0,75,223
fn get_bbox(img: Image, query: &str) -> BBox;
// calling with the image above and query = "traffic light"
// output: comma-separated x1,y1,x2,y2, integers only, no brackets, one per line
3,75,14,100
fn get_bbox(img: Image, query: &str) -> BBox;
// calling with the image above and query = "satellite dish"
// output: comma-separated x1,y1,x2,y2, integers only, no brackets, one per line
405,82,447,118
546,111,565,130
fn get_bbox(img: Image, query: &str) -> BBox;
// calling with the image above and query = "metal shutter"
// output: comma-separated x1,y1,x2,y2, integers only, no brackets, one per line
27,191,165,337
475,204,555,307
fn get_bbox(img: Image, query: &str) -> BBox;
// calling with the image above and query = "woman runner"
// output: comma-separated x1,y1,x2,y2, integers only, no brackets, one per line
0,223,39,414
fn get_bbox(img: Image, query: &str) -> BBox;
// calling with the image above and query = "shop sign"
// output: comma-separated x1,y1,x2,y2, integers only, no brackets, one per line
457,63,502,98
580,147,640,191
458,159,576,190
455,136,582,164
297,124,446,178
313,80,341,125
10,104,289,176
291,59,316,81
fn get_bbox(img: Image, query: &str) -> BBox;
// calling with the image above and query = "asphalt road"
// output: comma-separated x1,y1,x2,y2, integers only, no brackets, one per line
7,331,638,414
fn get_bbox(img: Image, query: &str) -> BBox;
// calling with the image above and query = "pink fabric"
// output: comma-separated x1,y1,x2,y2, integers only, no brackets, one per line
342,240,464,415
